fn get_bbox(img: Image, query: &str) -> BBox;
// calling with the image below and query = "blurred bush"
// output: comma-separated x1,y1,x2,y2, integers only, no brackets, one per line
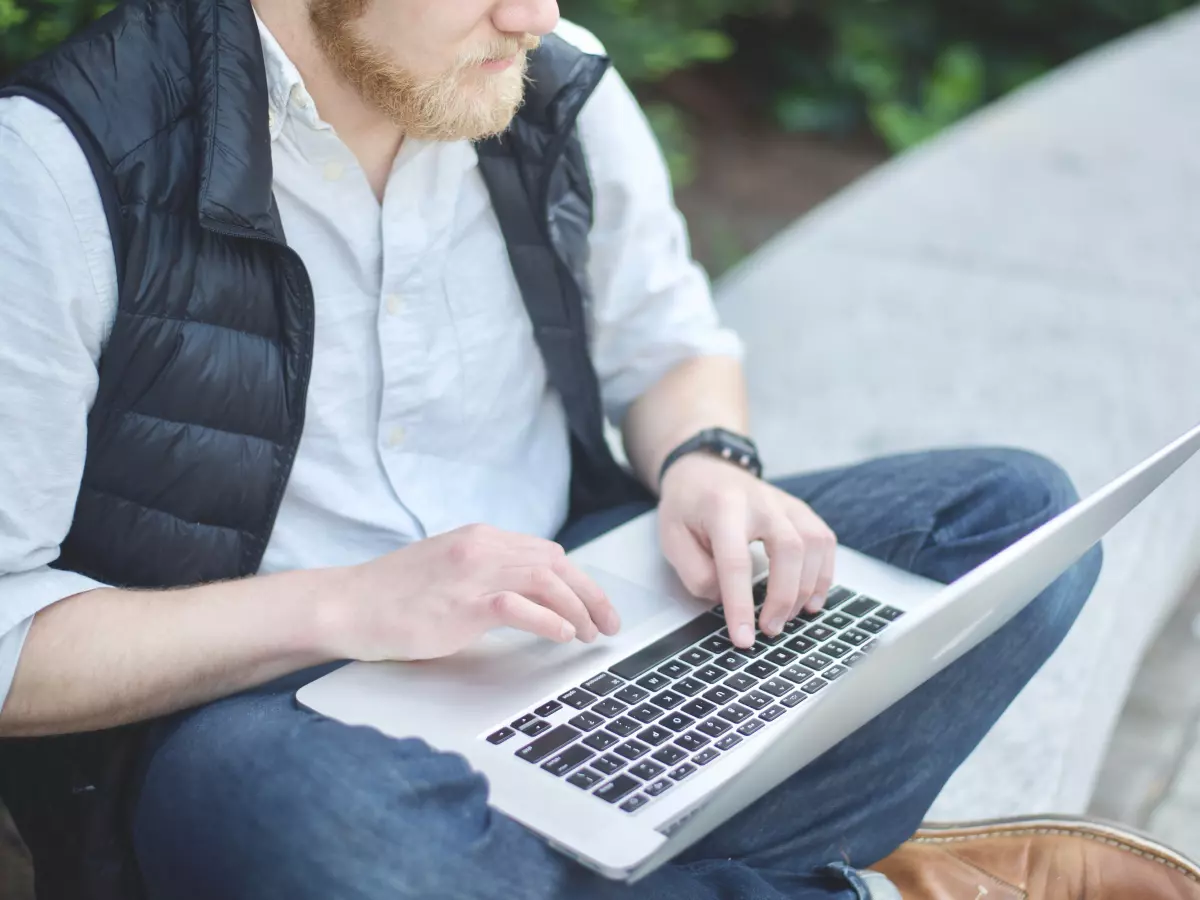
2,0,1195,151
569,0,1194,150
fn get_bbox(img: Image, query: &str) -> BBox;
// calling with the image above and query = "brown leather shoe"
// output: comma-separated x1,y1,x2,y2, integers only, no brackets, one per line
871,815,1200,899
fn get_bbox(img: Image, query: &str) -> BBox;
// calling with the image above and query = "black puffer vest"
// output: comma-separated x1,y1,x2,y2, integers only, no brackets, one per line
0,1,648,895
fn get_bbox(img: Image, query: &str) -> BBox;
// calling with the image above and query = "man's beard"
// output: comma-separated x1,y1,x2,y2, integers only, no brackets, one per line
309,0,540,141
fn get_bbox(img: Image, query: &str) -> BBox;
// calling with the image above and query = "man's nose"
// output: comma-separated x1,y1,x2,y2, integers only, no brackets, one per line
492,0,560,38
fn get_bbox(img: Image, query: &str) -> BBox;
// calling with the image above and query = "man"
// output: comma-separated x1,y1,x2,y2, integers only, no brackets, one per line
0,0,1189,898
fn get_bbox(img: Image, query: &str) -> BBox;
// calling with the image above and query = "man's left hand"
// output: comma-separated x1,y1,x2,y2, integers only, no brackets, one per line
658,454,837,649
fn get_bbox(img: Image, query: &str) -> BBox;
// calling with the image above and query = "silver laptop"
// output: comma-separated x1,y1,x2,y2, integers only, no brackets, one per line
298,421,1200,882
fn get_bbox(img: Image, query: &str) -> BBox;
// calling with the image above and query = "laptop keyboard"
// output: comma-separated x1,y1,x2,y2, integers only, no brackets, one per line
483,584,904,814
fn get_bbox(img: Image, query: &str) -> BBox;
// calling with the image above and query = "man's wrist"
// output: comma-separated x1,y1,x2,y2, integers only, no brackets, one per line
657,427,763,490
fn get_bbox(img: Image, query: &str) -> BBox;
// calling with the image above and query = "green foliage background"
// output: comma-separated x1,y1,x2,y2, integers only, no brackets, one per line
2,0,1195,152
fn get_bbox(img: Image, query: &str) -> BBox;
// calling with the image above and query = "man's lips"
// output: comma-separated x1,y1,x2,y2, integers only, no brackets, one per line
479,56,516,72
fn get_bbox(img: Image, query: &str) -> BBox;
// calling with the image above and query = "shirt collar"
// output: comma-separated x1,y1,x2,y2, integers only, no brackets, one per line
255,12,325,140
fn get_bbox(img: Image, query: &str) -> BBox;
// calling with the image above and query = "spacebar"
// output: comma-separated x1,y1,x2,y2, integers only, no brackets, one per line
609,613,722,680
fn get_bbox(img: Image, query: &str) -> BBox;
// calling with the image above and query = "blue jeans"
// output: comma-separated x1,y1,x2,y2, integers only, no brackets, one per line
132,449,1101,900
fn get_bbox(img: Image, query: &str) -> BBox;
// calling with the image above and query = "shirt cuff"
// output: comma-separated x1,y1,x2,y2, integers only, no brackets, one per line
0,566,107,713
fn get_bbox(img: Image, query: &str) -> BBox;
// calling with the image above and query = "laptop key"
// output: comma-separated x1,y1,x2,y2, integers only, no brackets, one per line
595,774,640,804
679,648,712,666
760,706,787,722
637,725,672,746
843,596,880,618
613,684,649,705
629,760,665,780
557,688,597,710
582,673,624,697
760,678,792,697
651,690,686,710
723,672,757,692
609,613,723,680
606,717,640,737
737,719,765,736
511,714,538,731
760,630,789,645
716,733,743,751
615,740,651,761
799,653,834,671
843,652,866,667
533,701,562,717
658,660,691,679
568,711,604,731
583,731,618,751
644,778,673,797
783,618,805,634
541,745,594,777
675,732,709,752
660,713,696,732
784,635,817,654
694,665,726,684
628,704,663,724
702,686,737,705
823,586,856,609
592,754,626,775
593,698,628,718
781,666,812,685
741,691,773,710
693,748,720,766
744,660,778,679
670,763,697,781
713,652,745,671
732,641,770,659
781,691,807,708
636,672,672,691
861,639,878,653
877,606,905,621
699,635,733,654
718,704,753,724
516,725,581,763
764,648,797,667
824,665,849,681
822,641,852,659
487,727,515,745
802,624,836,642
521,720,550,737
681,698,717,718
801,679,829,695
858,617,888,635
567,768,604,790
840,629,870,647
823,612,855,630
652,745,687,766
620,794,650,814
696,718,731,738
673,676,707,697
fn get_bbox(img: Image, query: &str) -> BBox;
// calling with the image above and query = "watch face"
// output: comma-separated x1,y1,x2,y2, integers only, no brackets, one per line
714,429,756,455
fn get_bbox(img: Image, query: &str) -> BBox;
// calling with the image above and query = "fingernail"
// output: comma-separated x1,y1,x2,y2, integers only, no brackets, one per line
734,624,754,647
561,622,577,641
807,594,827,613
605,609,622,634
766,618,785,636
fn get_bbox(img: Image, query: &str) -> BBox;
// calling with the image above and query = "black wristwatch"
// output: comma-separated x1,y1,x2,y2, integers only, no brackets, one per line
659,428,764,486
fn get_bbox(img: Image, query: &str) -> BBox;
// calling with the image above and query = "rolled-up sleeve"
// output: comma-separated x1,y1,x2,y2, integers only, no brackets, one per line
0,100,116,712
575,52,744,426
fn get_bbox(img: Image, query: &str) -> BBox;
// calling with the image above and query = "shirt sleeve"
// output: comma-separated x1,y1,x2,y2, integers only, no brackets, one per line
0,99,117,712
575,54,744,426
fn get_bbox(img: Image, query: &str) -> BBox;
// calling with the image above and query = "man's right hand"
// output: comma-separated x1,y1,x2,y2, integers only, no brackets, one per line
328,524,622,662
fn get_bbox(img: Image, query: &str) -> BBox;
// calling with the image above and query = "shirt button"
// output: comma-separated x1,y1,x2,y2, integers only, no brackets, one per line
387,426,406,449
385,294,403,316
291,85,313,109
267,109,277,130
323,161,345,182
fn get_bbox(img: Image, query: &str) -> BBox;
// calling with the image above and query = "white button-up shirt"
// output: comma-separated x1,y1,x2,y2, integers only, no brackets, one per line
0,20,741,709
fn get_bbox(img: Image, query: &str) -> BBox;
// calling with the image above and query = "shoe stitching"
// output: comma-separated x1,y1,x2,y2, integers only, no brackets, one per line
910,826,1200,884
